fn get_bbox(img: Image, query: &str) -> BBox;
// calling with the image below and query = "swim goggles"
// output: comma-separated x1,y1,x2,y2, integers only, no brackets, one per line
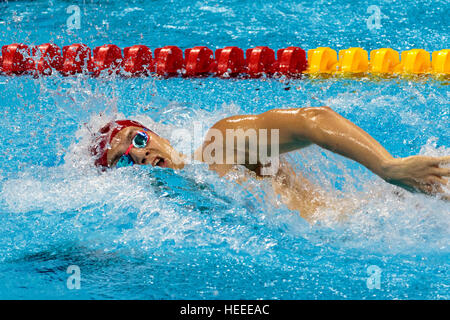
116,129,150,168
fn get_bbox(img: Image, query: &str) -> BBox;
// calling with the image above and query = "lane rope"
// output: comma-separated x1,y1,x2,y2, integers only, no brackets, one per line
1,43,449,78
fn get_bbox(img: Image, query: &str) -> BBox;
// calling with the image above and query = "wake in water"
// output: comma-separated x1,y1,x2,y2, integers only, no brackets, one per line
1,84,449,264
1,75,449,300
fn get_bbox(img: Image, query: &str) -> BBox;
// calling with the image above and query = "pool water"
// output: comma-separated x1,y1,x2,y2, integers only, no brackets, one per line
0,0,449,299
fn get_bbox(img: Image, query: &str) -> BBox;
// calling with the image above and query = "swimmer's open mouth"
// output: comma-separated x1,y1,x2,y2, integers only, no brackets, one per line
153,156,167,168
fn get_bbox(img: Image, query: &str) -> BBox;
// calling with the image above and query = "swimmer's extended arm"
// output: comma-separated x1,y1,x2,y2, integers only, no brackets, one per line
211,106,450,196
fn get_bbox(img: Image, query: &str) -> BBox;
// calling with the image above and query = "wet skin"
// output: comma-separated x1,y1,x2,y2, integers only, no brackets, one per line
106,106,450,218
107,126,186,170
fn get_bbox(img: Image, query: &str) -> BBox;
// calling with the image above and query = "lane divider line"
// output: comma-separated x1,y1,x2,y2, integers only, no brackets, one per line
0,43,449,78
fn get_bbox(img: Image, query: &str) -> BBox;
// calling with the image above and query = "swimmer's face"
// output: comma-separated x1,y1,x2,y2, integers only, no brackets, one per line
107,126,185,169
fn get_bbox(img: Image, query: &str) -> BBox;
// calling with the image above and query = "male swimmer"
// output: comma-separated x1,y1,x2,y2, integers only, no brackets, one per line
90,106,449,220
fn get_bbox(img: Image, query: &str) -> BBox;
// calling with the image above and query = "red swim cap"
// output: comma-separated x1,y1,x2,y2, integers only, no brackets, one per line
90,119,150,167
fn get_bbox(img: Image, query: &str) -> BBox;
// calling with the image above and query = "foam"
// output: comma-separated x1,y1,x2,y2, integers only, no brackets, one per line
0,84,448,262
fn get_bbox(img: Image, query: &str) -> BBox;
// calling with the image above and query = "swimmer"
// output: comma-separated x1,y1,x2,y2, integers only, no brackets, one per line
89,106,449,220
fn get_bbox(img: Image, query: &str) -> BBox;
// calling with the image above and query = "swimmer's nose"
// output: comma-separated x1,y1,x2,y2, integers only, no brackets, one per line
148,135,172,151
148,136,165,150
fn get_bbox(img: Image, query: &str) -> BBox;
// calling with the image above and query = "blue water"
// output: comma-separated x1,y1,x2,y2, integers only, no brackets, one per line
0,0,449,299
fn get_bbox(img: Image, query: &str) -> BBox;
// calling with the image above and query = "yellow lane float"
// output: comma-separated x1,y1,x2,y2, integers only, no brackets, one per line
369,48,401,74
304,47,338,74
431,49,450,75
337,47,369,75
304,47,449,78
398,49,431,74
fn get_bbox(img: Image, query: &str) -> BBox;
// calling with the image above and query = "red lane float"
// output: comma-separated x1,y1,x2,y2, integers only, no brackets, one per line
246,46,276,77
154,46,184,76
1,43,34,75
61,43,91,75
1,43,449,78
184,46,214,77
33,43,63,75
90,44,122,76
123,45,153,76
214,46,245,77
277,47,307,76
0,43,311,78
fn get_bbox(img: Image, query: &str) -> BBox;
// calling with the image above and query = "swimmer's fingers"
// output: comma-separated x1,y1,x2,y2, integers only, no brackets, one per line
427,156,450,166
385,156,449,199
434,176,448,186
417,183,442,196
417,176,448,196
423,175,446,185
431,167,450,177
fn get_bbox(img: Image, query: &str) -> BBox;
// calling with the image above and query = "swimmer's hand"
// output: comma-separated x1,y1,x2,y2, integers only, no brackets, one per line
382,156,450,199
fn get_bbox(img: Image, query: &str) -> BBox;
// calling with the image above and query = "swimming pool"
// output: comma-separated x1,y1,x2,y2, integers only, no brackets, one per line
0,0,449,299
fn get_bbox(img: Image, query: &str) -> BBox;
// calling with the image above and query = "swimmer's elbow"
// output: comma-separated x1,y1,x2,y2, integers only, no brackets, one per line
296,106,336,138
299,106,334,122
257,106,337,144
